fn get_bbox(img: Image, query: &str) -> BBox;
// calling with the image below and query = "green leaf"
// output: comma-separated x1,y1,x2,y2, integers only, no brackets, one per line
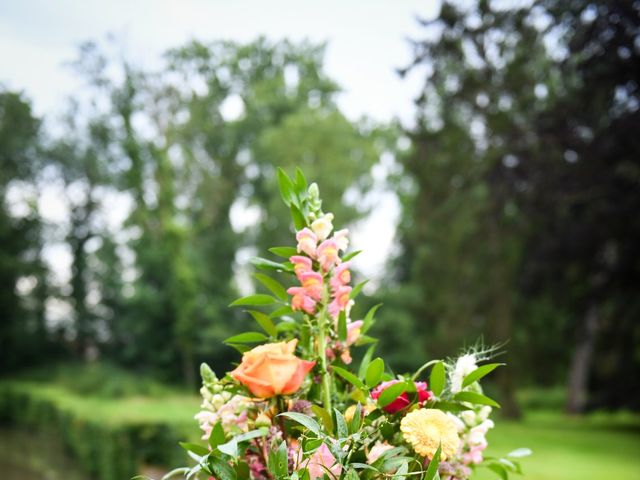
208,455,236,480
270,305,294,318
350,280,369,299
355,335,378,346
161,467,190,480
294,167,308,194
332,366,367,390
208,421,226,449
276,320,298,333
424,445,442,480
269,246,298,258
431,401,468,413
361,303,382,334
250,256,292,272
488,463,509,480
227,343,251,354
344,468,359,480
334,408,348,439
338,311,347,342
271,441,289,477
217,429,268,458
277,167,296,206
311,405,334,435
395,461,409,480
278,412,322,436
358,344,377,378
247,310,277,337
377,381,406,408
179,442,209,457
430,361,446,397
235,461,250,480
365,358,385,387
462,363,505,389
507,448,532,458
224,331,267,344
348,403,363,433
254,273,288,301
342,250,362,262
351,463,380,472
229,294,277,307
499,458,519,472
454,391,501,408
290,204,306,230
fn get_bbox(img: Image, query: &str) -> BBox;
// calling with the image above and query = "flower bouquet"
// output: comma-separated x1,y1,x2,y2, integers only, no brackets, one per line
168,169,530,480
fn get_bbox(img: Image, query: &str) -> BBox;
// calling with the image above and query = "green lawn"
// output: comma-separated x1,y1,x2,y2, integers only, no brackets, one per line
474,411,640,479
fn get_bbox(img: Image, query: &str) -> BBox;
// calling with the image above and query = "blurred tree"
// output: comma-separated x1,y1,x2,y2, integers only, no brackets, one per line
0,90,49,372
391,0,560,417
50,38,382,385
522,0,640,412
46,105,114,359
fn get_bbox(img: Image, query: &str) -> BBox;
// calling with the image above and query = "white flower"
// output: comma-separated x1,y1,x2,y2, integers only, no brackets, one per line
311,213,334,241
478,406,492,422
467,420,494,446
450,354,478,393
460,410,476,427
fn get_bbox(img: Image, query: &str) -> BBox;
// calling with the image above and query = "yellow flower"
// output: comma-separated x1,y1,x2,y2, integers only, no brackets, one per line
400,409,460,460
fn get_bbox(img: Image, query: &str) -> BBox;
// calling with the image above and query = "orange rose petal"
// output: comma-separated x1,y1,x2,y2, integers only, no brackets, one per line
285,339,298,354
266,355,301,394
231,368,274,398
281,360,316,395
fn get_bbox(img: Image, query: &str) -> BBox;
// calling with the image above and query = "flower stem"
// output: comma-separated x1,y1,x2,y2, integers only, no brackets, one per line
317,306,332,413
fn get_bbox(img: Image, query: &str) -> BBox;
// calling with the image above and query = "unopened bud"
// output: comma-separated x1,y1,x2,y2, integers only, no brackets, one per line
308,183,319,199
255,413,272,428
200,363,218,385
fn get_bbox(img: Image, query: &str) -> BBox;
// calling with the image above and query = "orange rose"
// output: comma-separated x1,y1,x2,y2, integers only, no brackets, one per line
230,339,316,398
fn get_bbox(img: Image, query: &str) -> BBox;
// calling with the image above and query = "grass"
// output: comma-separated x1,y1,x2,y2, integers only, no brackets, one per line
2,362,202,428
2,381,201,427
474,410,640,479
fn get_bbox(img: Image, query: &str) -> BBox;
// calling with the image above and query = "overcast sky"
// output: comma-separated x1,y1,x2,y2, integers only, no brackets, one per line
0,0,440,283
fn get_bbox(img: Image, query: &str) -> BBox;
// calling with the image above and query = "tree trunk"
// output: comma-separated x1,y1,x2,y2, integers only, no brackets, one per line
566,304,599,414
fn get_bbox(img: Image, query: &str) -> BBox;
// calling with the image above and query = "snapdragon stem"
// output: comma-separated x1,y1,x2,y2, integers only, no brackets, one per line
317,306,332,413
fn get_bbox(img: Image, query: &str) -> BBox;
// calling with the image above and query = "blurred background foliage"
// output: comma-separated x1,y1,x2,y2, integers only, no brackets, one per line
1,0,639,478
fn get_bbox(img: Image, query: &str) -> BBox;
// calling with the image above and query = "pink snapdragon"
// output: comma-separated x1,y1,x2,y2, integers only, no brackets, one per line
290,255,312,279
328,285,352,319
287,286,317,314
296,228,318,258
330,262,351,292
300,271,323,301
333,228,349,251
311,213,334,241
317,238,340,271
346,320,363,346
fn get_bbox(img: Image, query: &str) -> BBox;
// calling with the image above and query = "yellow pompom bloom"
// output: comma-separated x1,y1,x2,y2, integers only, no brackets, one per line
400,409,460,460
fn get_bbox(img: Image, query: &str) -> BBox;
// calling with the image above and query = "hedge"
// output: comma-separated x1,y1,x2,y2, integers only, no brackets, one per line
0,380,200,480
